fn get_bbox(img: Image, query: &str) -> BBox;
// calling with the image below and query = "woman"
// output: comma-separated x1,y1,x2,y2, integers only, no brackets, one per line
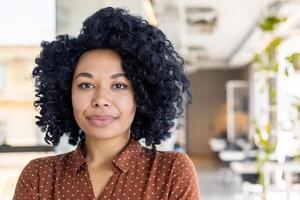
13,7,200,200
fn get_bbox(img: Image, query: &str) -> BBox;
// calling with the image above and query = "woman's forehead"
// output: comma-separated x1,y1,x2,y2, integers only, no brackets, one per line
73,71,127,81
74,49,125,77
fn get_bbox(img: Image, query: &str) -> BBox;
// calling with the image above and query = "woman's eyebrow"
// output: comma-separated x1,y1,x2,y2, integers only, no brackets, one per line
111,72,126,79
74,72,127,80
74,72,92,80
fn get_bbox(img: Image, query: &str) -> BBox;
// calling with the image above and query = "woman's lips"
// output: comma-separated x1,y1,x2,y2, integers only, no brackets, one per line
87,116,116,127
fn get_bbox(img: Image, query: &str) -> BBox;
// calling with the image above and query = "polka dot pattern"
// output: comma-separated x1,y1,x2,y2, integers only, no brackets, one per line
13,138,200,199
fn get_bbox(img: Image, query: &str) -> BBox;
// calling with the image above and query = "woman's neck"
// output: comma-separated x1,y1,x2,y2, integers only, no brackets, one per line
82,133,131,169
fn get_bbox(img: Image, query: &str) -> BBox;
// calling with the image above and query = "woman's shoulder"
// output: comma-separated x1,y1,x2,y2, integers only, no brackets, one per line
24,150,74,169
158,149,191,160
141,146,194,167
160,150,195,168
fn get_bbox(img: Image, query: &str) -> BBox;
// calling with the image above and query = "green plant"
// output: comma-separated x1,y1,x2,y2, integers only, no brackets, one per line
253,14,300,200
293,97,300,114
254,123,277,200
253,37,282,72
254,124,277,155
286,53,300,71
259,16,287,32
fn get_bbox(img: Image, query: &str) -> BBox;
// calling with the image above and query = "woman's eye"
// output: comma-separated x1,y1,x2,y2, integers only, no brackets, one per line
78,83,94,89
113,83,128,89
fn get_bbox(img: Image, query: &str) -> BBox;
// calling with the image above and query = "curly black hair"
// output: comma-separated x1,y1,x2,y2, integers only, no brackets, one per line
32,7,191,150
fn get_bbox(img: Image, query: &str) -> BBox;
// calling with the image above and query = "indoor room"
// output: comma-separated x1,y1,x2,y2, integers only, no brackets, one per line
1,0,300,199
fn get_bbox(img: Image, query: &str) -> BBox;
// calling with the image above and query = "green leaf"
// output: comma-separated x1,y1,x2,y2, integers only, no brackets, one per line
265,37,282,53
286,53,300,70
273,63,279,72
259,16,287,32
253,53,262,63
285,67,289,77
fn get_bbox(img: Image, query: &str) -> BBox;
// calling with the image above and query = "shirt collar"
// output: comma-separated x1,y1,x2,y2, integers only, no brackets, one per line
112,138,142,173
69,140,86,175
69,138,142,175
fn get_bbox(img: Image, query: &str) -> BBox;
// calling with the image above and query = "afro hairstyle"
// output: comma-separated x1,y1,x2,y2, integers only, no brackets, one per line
32,7,192,151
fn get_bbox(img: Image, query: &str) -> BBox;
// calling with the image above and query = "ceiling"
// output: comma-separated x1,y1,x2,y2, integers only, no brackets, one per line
56,0,300,73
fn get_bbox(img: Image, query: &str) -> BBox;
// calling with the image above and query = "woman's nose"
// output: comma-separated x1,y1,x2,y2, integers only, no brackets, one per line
91,88,112,108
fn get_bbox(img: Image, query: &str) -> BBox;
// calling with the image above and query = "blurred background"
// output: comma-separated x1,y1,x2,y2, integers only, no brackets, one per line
1,0,300,199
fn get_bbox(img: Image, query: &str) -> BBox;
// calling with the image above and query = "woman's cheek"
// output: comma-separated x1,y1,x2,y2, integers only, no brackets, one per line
73,92,89,112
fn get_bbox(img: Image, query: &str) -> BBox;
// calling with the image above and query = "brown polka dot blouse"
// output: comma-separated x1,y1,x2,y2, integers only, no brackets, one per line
13,138,200,199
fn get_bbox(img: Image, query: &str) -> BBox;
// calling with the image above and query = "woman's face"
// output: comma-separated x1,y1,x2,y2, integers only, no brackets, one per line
71,49,136,140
